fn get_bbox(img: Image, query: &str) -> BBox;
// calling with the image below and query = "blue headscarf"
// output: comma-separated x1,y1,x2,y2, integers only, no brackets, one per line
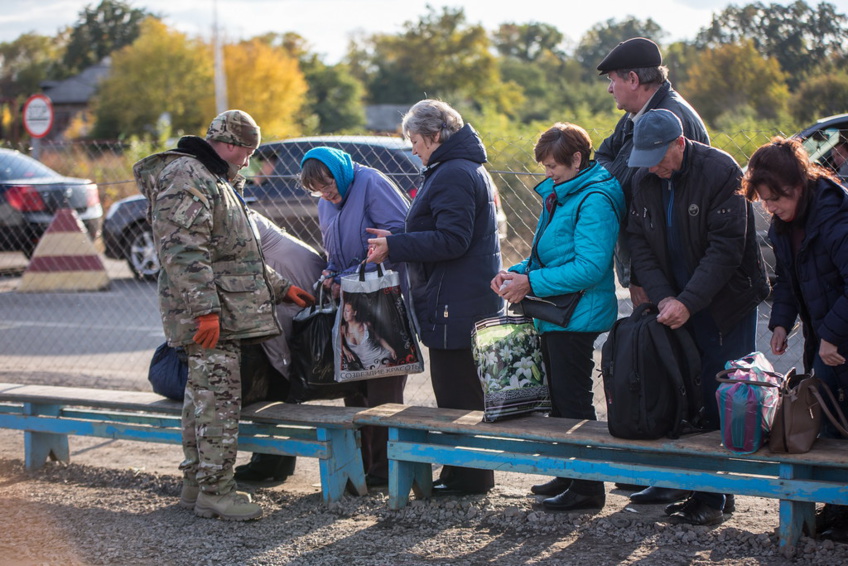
300,147,355,199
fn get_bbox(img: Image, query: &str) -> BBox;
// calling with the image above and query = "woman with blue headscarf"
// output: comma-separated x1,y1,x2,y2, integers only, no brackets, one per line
300,147,410,487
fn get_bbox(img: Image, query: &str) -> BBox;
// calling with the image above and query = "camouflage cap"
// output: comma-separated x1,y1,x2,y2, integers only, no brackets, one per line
206,110,261,149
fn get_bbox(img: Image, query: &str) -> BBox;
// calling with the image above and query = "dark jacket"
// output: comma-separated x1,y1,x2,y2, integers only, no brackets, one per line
387,124,503,349
769,178,848,374
596,80,709,206
628,140,770,334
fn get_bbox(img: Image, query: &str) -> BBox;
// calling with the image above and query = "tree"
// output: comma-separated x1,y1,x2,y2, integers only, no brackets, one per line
575,17,667,80
220,39,308,140
0,33,64,100
255,32,365,134
353,6,522,114
682,40,789,126
492,22,566,62
790,71,848,123
695,1,848,87
92,18,212,138
63,0,153,76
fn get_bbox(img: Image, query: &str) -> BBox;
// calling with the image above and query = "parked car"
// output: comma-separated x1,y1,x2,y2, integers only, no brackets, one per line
0,148,102,257
104,135,508,280
753,114,848,280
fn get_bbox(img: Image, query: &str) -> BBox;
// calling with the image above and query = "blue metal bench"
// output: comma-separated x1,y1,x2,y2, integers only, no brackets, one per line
354,403,848,552
0,382,366,503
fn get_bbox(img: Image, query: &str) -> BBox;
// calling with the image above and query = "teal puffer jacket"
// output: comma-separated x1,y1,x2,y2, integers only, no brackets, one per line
509,161,625,334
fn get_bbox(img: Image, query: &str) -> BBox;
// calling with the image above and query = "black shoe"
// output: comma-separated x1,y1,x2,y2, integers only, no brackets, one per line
668,497,724,525
234,453,296,482
630,486,692,504
615,483,646,492
666,494,735,516
820,525,848,544
365,474,388,487
531,477,572,496
542,489,605,512
723,494,735,514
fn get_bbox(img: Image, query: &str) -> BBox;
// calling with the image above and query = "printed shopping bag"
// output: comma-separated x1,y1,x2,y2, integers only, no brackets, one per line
472,314,551,422
333,264,424,382
715,351,783,454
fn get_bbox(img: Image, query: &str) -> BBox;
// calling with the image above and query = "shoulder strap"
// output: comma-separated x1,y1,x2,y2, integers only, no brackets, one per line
531,189,613,268
809,377,848,438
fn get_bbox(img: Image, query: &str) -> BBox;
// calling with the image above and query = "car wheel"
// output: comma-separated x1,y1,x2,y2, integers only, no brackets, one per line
125,223,160,280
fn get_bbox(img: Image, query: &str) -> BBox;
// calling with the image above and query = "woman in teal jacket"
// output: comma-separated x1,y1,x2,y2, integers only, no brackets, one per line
491,122,624,512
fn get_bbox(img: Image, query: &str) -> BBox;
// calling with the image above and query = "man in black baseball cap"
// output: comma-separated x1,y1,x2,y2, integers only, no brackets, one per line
625,108,769,526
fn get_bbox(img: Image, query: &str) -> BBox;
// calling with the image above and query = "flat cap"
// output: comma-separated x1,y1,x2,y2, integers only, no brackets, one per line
597,37,662,75
206,110,261,149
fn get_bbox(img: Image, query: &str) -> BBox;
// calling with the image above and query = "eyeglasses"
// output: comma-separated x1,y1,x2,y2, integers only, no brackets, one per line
307,179,336,198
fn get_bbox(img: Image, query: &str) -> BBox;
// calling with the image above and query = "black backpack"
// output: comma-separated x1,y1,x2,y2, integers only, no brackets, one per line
601,303,704,439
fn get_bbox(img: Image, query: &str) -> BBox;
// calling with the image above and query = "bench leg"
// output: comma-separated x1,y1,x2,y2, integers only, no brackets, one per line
23,403,69,470
387,428,431,510
316,428,366,503
778,463,816,555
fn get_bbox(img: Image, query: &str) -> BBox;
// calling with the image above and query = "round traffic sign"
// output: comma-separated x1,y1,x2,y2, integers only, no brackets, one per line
23,94,54,138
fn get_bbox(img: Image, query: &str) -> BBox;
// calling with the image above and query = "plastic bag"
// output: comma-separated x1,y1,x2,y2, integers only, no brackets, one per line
472,314,551,422
290,284,338,386
148,342,188,401
715,351,783,454
334,264,424,382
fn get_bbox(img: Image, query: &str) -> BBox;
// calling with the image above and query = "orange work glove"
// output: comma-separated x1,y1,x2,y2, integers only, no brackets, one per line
284,285,315,308
193,313,220,349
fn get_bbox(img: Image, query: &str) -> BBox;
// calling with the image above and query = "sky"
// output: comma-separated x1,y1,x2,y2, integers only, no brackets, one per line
3,0,848,64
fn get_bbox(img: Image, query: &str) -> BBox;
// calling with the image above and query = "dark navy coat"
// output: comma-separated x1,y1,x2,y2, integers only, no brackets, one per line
387,124,503,349
769,177,848,379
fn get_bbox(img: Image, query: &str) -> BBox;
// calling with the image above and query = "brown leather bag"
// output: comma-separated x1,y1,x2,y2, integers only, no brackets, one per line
769,373,848,454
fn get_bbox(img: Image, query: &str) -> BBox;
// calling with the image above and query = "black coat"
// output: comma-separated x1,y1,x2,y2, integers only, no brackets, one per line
769,177,848,375
628,140,770,334
388,124,503,349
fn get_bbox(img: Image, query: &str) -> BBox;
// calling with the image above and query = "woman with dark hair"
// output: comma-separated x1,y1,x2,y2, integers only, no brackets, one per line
743,136,848,540
491,122,625,512
366,99,503,495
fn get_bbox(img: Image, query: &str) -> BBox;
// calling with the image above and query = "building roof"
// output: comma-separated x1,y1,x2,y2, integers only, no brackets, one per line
41,58,111,105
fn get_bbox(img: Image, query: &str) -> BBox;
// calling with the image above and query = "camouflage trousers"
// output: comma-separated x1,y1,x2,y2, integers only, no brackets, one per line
179,340,242,495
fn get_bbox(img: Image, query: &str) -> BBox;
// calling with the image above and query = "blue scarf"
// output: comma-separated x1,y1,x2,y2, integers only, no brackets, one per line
300,147,355,199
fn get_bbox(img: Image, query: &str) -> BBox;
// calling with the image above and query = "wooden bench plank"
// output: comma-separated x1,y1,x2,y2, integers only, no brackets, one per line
354,403,848,467
0,383,367,502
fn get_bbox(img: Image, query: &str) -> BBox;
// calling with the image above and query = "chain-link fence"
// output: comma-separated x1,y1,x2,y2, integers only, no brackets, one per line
0,130,806,406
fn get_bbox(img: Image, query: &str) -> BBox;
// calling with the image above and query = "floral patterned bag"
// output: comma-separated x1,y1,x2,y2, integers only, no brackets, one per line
472,315,551,422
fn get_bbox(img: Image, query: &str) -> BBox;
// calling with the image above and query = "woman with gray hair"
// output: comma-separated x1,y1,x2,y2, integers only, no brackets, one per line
367,99,503,495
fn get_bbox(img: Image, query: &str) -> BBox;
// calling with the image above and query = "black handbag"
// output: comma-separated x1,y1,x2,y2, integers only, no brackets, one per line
514,291,585,327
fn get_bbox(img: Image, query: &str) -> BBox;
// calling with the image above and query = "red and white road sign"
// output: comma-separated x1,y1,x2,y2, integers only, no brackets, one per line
22,94,54,138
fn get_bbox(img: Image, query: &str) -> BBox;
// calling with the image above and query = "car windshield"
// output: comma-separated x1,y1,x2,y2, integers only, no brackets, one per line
0,151,59,182
801,127,843,165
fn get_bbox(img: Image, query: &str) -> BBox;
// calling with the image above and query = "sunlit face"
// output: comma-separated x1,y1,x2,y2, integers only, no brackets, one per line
409,132,440,166
648,138,685,179
757,184,802,222
607,71,639,113
309,177,342,204
540,152,580,185
224,143,255,169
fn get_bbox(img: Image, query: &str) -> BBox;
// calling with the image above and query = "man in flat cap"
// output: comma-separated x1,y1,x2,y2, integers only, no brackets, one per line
596,37,709,307
626,109,769,524
133,110,315,521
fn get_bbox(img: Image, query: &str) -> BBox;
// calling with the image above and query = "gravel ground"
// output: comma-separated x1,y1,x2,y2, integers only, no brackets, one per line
2,427,847,566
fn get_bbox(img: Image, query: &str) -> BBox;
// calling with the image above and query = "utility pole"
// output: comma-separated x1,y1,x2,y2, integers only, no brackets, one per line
213,0,228,113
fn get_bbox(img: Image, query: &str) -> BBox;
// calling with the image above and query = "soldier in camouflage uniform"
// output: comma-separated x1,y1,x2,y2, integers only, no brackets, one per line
133,110,315,521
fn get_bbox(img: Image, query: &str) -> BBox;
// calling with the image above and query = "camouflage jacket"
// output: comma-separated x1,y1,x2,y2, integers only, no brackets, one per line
133,136,290,346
